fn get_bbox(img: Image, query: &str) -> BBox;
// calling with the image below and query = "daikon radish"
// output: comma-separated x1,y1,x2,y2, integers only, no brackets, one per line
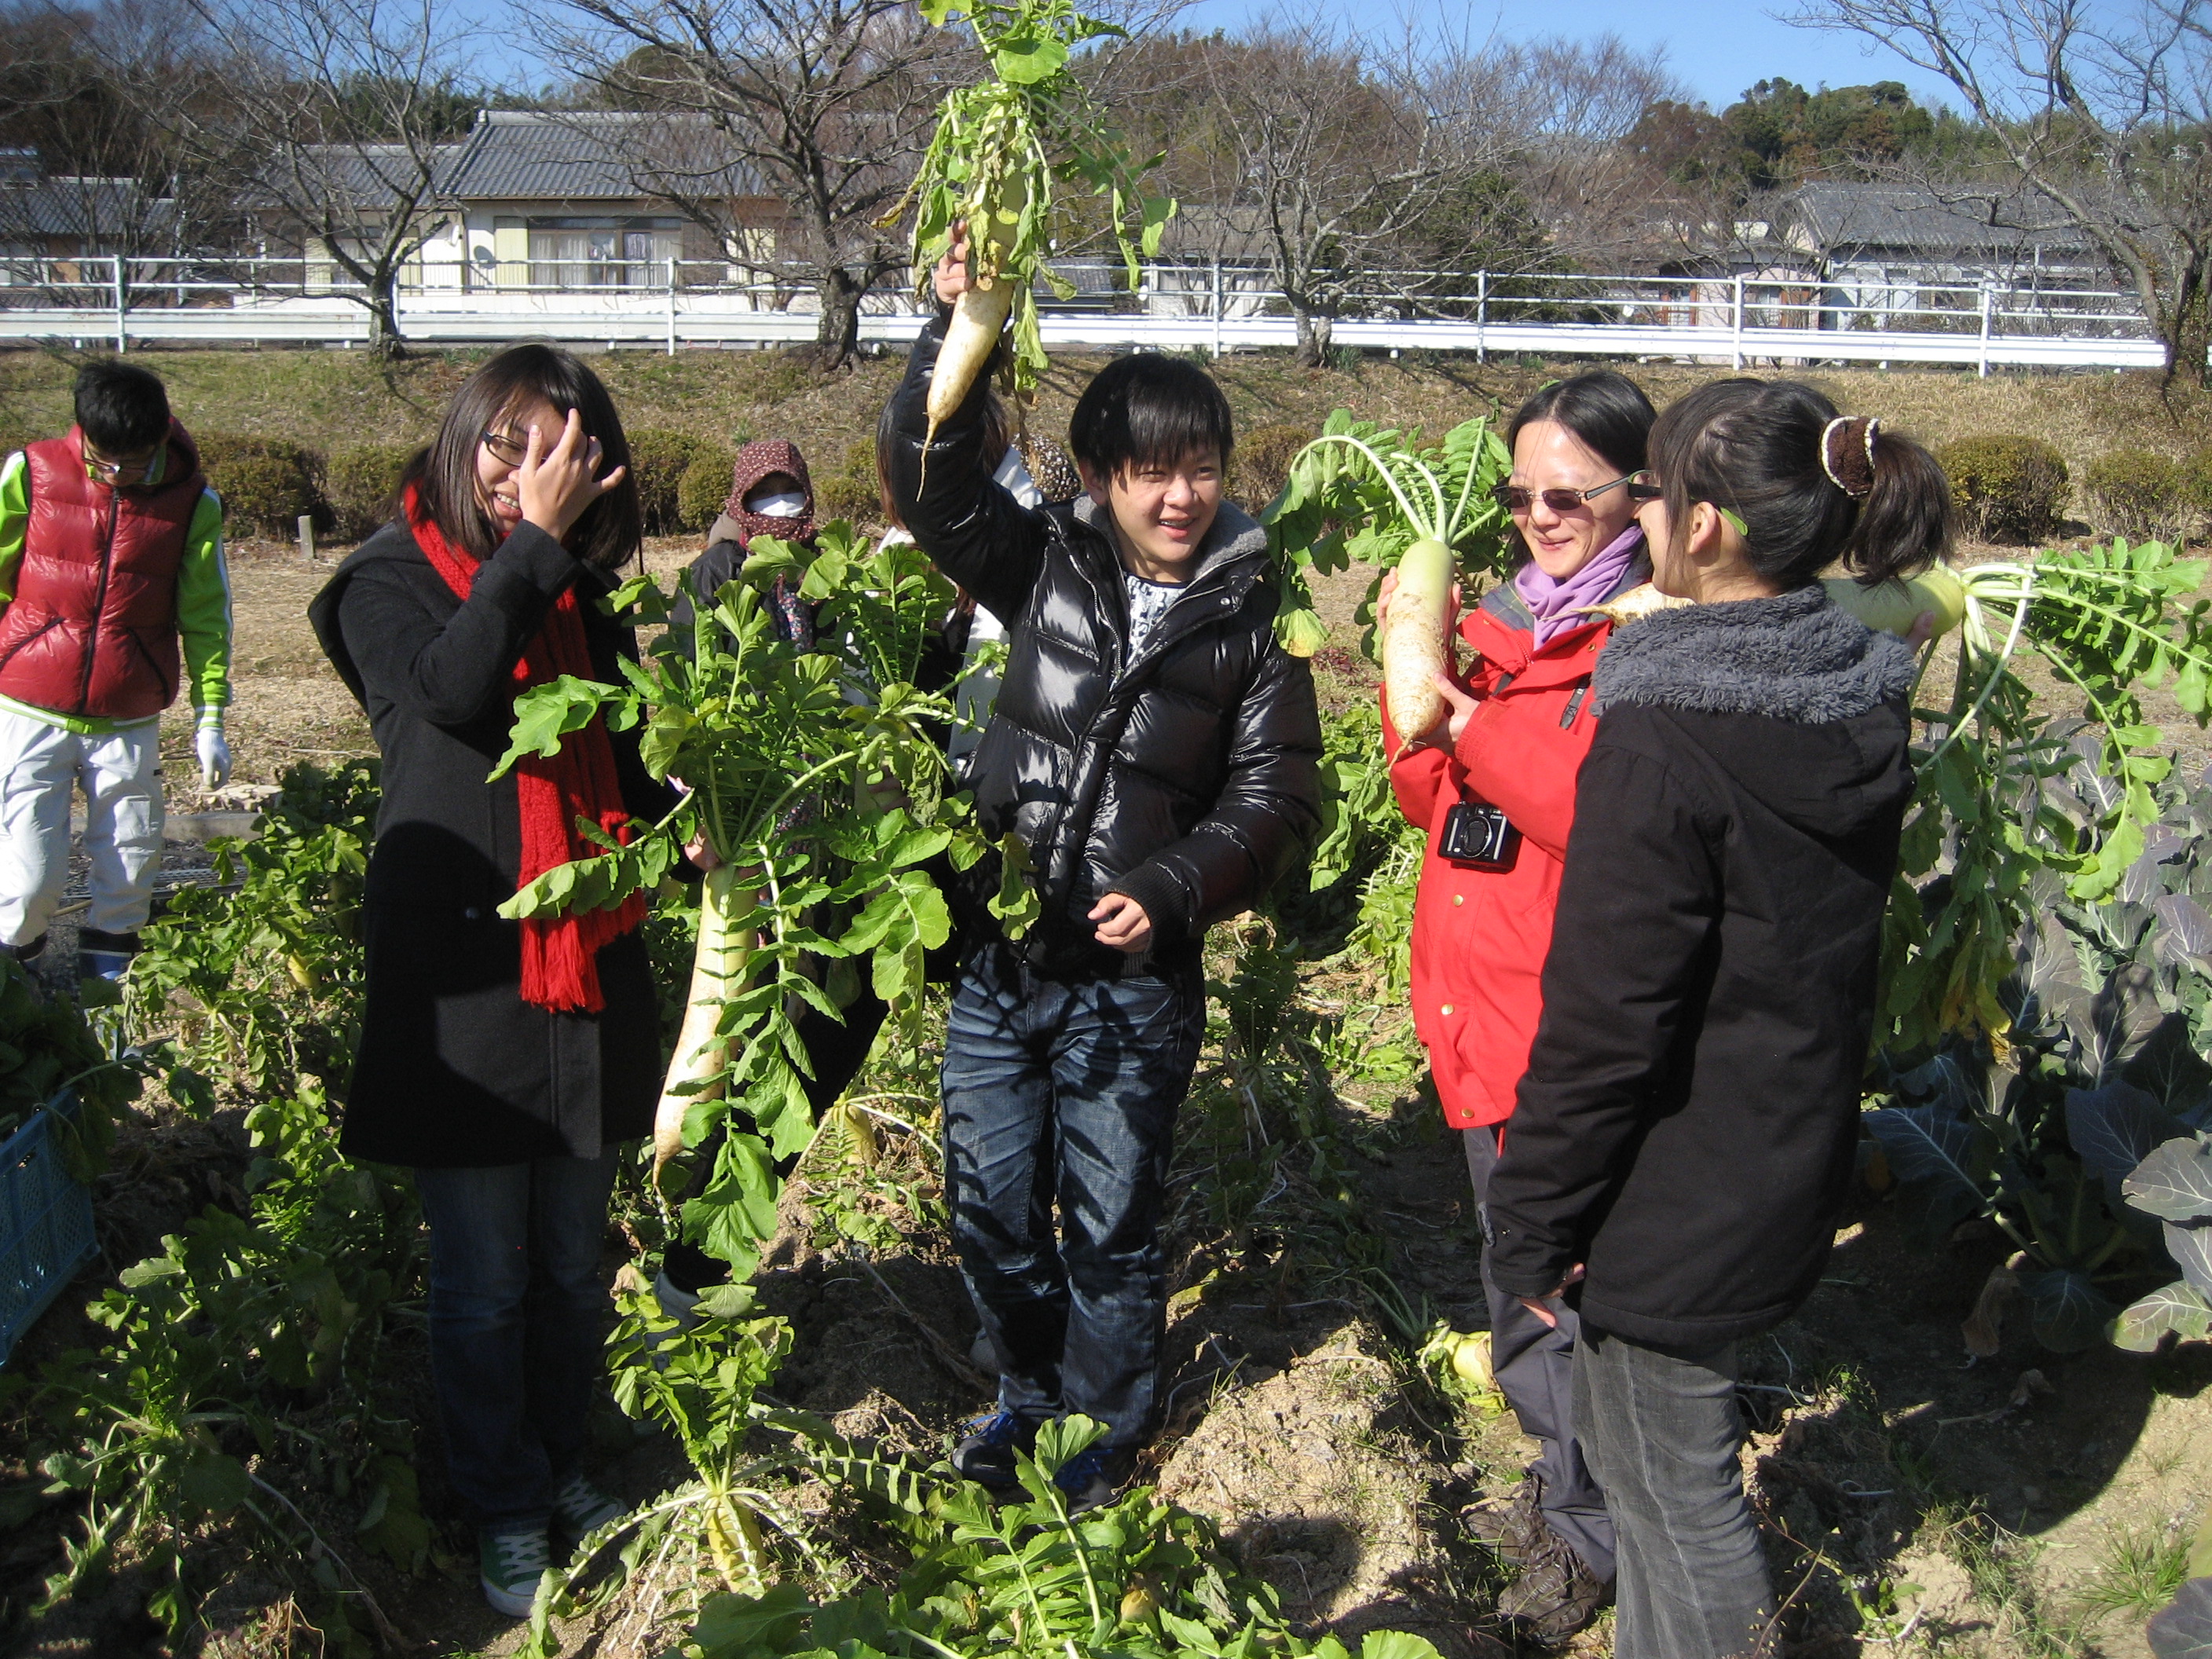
1823,565,1968,639
1384,537,1456,741
652,862,756,1185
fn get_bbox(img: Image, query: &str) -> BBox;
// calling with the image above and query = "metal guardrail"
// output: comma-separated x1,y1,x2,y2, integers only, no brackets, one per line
0,255,2170,373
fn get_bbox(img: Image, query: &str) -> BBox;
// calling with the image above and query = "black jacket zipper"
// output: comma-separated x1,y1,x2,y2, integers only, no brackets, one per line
74,485,120,716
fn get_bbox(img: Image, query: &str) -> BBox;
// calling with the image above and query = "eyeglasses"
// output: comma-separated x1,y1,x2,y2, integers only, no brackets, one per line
480,428,532,466
1490,474,1661,515
83,446,159,481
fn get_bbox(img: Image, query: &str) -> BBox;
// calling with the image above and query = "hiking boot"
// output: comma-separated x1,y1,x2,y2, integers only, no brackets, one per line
951,1409,1035,1492
1053,1443,1135,1515
550,1472,626,1544
477,1523,553,1618
1496,1529,1608,1647
1461,1473,1544,1566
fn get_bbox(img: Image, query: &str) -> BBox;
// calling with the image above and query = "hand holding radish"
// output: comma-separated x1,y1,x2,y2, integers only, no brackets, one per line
1379,567,1467,749
521,408,627,543
933,222,974,306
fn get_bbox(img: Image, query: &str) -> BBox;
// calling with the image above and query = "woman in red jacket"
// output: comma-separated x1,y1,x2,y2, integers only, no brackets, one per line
1380,371,1655,1645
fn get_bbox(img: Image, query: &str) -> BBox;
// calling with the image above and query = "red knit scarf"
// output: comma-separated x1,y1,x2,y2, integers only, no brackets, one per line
406,486,644,1013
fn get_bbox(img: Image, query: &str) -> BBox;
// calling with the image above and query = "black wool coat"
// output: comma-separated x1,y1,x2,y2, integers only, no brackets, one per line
883,308,1324,976
307,520,669,1168
1483,585,1918,1350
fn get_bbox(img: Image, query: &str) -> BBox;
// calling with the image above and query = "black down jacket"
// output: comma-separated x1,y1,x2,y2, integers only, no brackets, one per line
884,309,1324,976
307,521,671,1168
1484,584,1917,1350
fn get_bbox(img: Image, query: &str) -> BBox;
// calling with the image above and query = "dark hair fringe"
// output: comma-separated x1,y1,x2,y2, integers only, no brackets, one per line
401,342,642,569
1505,369,1657,478
72,359,171,453
1068,353,1235,478
1646,378,1953,591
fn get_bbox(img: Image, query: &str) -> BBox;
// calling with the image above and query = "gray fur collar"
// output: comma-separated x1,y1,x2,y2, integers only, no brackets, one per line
1594,584,1915,724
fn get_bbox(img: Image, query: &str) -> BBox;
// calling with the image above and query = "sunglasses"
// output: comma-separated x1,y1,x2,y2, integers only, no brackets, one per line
1490,474,1661,515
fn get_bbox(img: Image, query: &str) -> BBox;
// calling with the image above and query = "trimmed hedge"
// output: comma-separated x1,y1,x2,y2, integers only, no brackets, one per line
2082,449,2195,543
196,434,324,537
813,438,881,528
1232,423,1317,513
327,443,419,540
679,445,737,535
1933,435,2068,544
626,428,705,537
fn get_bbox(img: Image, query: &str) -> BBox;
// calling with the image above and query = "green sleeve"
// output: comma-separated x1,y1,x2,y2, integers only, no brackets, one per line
176,488,232,719
0,451,27,614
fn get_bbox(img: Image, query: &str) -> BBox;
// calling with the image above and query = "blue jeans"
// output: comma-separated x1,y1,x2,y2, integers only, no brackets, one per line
941,942,1206,1451
1574,1328,1776,1658
1466,1127,1616,1583
414,1153,618,1527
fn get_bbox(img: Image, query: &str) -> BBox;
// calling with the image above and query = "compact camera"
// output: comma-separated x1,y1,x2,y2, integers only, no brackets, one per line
1440,799,1521,872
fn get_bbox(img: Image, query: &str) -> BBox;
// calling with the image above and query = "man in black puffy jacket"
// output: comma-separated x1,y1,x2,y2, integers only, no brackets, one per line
885,236,1322,1508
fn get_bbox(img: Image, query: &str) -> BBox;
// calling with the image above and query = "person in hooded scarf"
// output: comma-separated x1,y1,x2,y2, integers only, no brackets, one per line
675,438,819,644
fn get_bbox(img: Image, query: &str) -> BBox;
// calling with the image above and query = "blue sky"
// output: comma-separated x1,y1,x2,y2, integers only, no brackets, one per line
463,0,1957,114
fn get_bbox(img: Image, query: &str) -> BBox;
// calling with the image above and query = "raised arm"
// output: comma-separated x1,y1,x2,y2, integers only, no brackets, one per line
1482,728,1721,1299
881,241,1056,624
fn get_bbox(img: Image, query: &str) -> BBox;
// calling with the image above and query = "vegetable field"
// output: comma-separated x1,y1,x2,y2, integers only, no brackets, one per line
2,369,2211,1657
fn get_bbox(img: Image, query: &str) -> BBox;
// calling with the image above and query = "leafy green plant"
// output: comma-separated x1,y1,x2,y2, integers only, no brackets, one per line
126,760,375,1095
897,0,1174,417
32,1082,420,1640
1936,435,2069,544
1262,408,1514,658
495,522,1024,1279
2107,1133,2212,1350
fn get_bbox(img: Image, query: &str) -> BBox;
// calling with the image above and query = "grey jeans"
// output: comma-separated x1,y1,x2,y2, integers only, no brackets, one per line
1465,1127,1616,1583
1573,1327,1777,1659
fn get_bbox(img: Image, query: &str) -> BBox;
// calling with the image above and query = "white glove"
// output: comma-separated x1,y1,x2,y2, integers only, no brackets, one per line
196,720,233,789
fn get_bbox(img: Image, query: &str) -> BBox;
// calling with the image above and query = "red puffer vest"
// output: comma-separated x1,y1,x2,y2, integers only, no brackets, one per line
0,422,205,720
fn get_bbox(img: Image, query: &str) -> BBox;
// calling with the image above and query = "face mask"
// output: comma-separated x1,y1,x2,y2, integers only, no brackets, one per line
746,489,808,518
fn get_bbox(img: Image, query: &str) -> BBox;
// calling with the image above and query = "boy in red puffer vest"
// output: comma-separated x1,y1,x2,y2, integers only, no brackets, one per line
0,361,230,983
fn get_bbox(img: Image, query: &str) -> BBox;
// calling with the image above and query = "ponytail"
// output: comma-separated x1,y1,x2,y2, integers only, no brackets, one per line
1646,379,1954,591
1835,416,1954,585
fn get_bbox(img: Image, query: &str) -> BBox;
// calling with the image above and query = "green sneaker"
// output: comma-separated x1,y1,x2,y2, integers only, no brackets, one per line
551,1471,626,1542
478,1524,553,1618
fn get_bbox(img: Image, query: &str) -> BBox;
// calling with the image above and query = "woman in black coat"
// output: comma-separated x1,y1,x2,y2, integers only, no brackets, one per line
307,344,655,1619
1482,381,1954,1659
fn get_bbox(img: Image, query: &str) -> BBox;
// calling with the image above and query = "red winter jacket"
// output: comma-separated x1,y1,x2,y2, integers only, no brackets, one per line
0,423,206,720
1384,558,1645,1129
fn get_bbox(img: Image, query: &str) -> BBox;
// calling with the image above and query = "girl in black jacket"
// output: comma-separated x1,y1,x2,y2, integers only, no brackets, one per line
307,346,650,1619
1483,381,1953,1659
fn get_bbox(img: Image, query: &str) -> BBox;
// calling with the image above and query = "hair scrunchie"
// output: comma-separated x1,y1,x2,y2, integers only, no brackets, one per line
1821,416,1880,499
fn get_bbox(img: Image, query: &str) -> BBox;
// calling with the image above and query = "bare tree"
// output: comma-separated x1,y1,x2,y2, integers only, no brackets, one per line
548,0,961,369
0,1,222,300
1791,0,2212,382
134,0,479,354
1177,20,1536,365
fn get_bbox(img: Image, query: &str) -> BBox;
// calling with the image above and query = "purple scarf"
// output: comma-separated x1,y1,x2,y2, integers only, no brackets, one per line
1512,525,1646,648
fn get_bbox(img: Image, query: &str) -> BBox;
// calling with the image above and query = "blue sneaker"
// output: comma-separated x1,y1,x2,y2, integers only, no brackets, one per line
951,1409,1035,1492
1053,1444,1133,1514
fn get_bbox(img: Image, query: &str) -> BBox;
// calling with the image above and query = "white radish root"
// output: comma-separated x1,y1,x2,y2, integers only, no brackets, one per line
652,862,756,1185
1823,566,1968,639
1382,537,1456,745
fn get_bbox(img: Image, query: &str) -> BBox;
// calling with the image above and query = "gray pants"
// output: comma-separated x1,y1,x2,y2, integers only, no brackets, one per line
1464,1128,1616,1584
1574,1327,1777,1659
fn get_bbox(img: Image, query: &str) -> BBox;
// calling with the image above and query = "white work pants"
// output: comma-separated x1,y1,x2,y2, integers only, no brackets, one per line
0,708,163,945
